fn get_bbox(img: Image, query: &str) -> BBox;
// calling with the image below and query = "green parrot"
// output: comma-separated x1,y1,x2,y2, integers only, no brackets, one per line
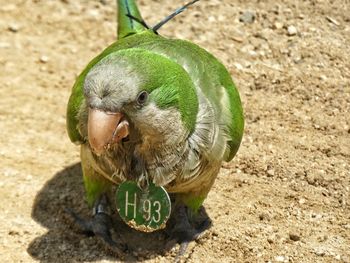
66,0,244,258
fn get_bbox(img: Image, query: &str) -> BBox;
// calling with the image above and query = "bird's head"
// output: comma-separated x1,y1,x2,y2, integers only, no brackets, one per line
82,48,198,155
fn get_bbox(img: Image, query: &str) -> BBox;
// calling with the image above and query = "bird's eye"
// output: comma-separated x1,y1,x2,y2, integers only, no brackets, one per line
137,91,148,105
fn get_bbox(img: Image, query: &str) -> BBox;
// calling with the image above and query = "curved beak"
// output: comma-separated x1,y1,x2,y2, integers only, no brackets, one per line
88,108,129,155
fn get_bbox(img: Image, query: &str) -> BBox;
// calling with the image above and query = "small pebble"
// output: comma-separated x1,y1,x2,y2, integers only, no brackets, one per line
319,75,327,81
0,42,10,49
267,169,275,177
315,249,326,256
275,255,286,262
87,9,100,19
212,230,219,237
287,25,298,36
274,22,284,30
40,55,49,63
234,62,243,70
8,23,20,33
289,233,301,241
239,11,256,24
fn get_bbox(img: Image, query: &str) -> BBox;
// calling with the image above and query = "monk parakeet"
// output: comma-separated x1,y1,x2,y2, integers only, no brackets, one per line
66,0,244,258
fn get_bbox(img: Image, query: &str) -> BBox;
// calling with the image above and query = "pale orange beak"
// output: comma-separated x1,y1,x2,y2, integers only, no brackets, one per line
88,108,129,155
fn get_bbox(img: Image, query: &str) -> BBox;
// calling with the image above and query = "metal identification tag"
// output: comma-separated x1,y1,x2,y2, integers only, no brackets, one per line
116,181,171,232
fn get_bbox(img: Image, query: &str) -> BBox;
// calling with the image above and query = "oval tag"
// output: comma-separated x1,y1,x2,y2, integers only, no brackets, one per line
115,181,171,232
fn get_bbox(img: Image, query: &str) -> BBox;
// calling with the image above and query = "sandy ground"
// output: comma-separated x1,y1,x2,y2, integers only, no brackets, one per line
0,0,349,262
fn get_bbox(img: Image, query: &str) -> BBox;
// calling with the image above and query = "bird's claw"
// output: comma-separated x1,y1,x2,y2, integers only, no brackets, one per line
166,206,212,262
65,207,126,258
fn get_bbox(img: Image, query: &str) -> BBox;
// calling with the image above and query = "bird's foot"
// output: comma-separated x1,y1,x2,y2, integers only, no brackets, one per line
65,195,126,257
166,205,212,262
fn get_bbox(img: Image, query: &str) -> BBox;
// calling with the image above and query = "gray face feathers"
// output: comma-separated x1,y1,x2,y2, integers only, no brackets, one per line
84,62,142,113
82,60,188,153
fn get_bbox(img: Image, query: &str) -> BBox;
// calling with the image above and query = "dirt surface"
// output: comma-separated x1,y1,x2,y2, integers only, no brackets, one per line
1,0,349,262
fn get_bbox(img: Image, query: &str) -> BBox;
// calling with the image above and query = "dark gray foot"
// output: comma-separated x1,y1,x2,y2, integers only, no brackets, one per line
66,195,126,257
166,205,212,262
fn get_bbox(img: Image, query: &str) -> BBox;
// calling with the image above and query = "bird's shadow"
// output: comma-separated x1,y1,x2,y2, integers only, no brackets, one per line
27,163,210,262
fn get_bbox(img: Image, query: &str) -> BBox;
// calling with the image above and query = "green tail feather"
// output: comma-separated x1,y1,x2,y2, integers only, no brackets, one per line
117,0,146,39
